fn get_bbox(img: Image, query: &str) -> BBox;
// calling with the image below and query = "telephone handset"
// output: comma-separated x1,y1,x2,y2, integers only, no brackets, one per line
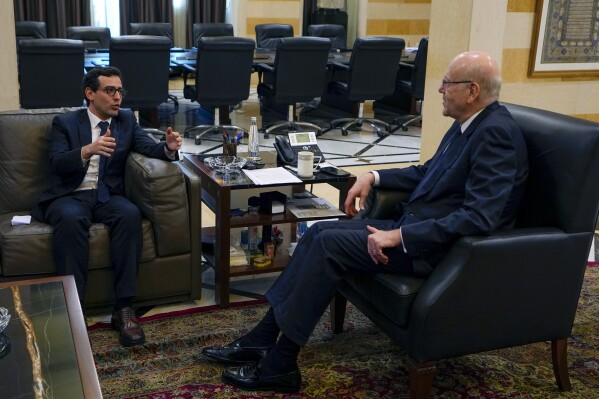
274,132,325,166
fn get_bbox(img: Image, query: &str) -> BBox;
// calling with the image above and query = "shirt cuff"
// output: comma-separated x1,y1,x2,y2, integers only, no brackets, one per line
370,170,380,186
164,145,177,160
399,227,407,253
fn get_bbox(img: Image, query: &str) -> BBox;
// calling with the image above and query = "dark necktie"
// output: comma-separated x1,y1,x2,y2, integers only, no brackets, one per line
97,121,110,203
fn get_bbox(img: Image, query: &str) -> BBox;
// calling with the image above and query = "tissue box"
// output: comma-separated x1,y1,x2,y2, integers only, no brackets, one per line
260,191,287,214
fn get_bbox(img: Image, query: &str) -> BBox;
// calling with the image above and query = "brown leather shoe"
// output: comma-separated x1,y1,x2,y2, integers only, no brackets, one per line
111,307,146,347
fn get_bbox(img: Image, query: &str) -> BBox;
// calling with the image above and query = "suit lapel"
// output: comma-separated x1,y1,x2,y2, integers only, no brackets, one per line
78,109,92,147
409,102,499,201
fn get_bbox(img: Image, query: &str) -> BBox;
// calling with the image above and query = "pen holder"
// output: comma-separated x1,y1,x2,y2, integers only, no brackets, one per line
223,143,237,156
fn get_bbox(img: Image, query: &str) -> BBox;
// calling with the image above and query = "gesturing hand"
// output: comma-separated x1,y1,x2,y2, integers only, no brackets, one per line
83,128,116,160
344,172,375,216
165,127,182,151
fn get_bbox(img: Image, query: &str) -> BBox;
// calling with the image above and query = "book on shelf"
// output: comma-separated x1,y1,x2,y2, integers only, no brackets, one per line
286,197,345,219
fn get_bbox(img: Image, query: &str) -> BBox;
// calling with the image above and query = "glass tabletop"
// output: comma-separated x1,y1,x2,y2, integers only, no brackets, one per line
0,281,85,399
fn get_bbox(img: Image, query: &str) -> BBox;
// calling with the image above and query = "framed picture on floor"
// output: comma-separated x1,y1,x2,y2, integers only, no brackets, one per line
529,0,599,77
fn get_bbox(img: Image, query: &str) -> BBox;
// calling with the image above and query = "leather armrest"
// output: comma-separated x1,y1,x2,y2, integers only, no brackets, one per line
407,227,591,361
355,188,411,220
124,152,191,257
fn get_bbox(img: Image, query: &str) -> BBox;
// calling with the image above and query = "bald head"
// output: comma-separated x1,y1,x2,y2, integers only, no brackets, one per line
450,51,502,104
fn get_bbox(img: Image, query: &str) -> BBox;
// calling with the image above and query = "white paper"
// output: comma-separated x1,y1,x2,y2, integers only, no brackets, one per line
11,215,31,226
242,167,302,185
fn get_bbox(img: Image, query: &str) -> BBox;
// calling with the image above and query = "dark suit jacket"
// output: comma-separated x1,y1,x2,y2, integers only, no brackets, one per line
377,101,529,267
32,108,176,221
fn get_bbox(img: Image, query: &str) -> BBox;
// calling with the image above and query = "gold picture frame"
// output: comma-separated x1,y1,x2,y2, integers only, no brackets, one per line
529,0,599,77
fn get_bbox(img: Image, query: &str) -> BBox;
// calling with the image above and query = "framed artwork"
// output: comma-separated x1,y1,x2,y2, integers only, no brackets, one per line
529,0,599,77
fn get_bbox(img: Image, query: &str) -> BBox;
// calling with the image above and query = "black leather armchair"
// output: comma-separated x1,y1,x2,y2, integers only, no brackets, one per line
256,37,331,137
182,37,255,144
331,103,599,398
67,26,111,50
129,22,174,47
192,22,234,46
15,21,47,50
18,38,85,109
109,35,177,136
375,37,428,132
323,37,405,137
255,24,294,49
307,24,347,50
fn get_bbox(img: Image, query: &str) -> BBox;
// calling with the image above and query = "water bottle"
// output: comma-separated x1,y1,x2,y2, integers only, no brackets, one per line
296,221,308,242
248,117,260,160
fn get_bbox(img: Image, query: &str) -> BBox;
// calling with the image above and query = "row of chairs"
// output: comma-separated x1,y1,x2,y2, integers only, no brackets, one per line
184,36,407,144
16,20,347,51
17,34,423,145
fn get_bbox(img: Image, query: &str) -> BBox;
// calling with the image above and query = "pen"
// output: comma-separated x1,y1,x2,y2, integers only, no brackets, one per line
235,132,243,144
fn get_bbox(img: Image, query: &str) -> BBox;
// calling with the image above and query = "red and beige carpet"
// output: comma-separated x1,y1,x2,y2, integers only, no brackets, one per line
89,265,598,398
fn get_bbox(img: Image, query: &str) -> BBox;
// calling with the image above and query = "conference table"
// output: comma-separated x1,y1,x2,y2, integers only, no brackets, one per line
83,45,417,71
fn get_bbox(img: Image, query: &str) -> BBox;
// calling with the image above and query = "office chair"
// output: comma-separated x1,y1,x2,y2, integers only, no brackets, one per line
18,38,84,109
109,35,177,135
255,24,294,49
129,22,174,47
182,37,255,145
323,37,405,137
67,26,111,50
331,102,599,398
192,23,233,46
375,37,428,132
256,37,331,137
15,21,47,51
307,24,347,50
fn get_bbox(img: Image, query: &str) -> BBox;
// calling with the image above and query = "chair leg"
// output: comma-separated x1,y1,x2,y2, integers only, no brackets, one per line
551,338,572,391
329,292,347,334
408,358,436,399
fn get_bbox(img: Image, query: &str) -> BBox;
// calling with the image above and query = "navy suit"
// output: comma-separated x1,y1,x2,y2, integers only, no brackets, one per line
265,101,529,346
32,109,176,303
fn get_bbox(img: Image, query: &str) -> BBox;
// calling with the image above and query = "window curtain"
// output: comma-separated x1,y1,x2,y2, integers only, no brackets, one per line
185,0,226,48
13,0,91,38
119,0,174,35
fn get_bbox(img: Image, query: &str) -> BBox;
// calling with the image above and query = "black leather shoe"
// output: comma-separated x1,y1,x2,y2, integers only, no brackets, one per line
111,307,146,347
222,363,301,393
202,338,271,364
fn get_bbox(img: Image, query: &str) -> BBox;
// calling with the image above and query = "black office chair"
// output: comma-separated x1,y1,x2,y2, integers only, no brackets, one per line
67,26,111,50
255,24,294,49
18,38,84,109
375,37,428,132
15,21,47,51
323,37,405,137
192,23,234,46
110,35,177,135
307,24,347,50
182,37,255,145
129,22,174,47
256,37,331,137
331,102,599,398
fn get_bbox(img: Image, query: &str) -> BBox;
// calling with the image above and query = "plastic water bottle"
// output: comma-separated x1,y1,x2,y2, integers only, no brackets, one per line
248,117,260,160
296,221,308,242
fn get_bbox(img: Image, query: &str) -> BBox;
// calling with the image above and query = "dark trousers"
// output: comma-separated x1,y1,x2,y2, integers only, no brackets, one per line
45,190,143,304
265,219,414,346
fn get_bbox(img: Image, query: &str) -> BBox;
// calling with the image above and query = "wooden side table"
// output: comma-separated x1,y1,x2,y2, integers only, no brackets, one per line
183,153,356,307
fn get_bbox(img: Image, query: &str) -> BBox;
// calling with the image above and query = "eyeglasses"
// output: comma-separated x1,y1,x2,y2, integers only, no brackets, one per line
441,79,473,88
101,86,127,98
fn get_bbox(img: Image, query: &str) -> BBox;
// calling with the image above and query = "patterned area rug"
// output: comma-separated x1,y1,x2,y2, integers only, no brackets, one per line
89,266,598,398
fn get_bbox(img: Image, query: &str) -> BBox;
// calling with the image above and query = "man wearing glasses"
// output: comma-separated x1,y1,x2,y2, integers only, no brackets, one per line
31,66,182,347
203,51,529,393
